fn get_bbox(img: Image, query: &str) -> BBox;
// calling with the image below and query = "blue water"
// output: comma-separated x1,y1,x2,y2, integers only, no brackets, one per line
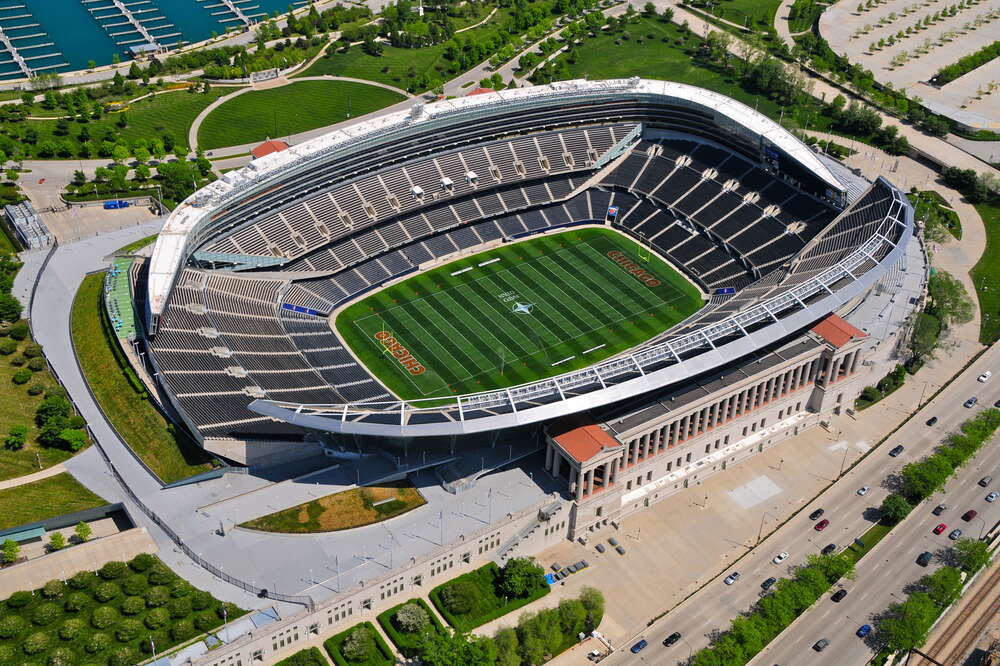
0,0,308,80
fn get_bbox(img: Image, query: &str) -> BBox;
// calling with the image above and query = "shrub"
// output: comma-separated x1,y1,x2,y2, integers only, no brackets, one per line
7,590,33,609
128,553,156,572
58,618,85,640
90,605,118,629
341,626,375,662
190,589,213,610
440,580,476,615
12,368,32,384
217,602,238,620
67,571,96,591
147,565,174,585
23,631,49,655
170,619,196,642
167,596,192,619
27,357,45,371
2,427,26,451
170,580,193,598
85,631,111,654
0,615,24,639
64,591,90,613
115,618,142,642
395,602,430,633
47,646,75,665
195,611,218,632
143,606,169,629
145,586,170,608
8,321,28,341
31,602,61,626
93,581,119,603
0,645,15,666
22,343,42,358
121,595,145,616
8,355,24,367
0,339,15,354
107,647,136,666
121,574,148,596
140,630,167,654
99,561,128,580
42,579,66,599
48,532,66,551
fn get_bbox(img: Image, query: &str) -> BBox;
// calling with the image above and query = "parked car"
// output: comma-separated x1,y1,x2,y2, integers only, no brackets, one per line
663,632,681,647
857,624,872,638
615,545,626,555
724,572,741,585
933,503,947,516
821,543,837,555
926,416,938,426
933,523,947,535
630,639,648,654
831,589,848,602
595,543,606,553
857,485,871,496
978,371,992,382
608,537,619,547
815,519,830,531
965,397,979,408
551,563,562,572
979,476,993,487
949,529,963,540
917,551,933,566
889,445,905,457
772,551,789,564
761,577,777,590
987,492,999,503
809,508,825,521
813,639,830,652
963,509,978,521
994,399,1000,409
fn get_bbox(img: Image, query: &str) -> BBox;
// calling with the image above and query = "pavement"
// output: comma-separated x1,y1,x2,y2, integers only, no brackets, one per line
0,462,65,491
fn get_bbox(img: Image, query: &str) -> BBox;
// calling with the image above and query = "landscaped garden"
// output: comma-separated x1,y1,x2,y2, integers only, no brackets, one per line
430,559,550,632
196,80,407,150
0,472,106,530
71,272,216,484
324,621,394,666
376,598,444,657
909,189,962,242
277,646,330,665
240,481,426,533
0,553,244,666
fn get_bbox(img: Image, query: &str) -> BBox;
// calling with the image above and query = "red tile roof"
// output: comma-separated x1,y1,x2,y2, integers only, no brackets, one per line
811,314,866,348
467,87,496,96
550,416,619,463
251,139,289,159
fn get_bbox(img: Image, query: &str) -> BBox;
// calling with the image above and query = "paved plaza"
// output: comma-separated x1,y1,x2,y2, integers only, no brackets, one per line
820,0,1000,129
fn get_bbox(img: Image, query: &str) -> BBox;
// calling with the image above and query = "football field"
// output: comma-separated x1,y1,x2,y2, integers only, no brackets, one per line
335,227,705,400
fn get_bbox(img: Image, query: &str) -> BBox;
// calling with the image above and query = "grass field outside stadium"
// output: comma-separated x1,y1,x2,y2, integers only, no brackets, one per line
335,227,705,401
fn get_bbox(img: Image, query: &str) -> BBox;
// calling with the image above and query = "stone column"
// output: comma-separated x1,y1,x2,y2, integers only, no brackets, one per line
575,468,585,501
585,468,594,497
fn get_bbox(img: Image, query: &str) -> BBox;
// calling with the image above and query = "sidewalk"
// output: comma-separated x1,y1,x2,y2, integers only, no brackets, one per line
0,462,65,491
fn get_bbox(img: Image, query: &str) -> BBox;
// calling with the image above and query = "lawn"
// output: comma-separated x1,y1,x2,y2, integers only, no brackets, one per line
324,621,395,666
376,598,444,657
842,522,892,565
197,80,406,150
0,553,244,666
114,234,158,255
335,227,705,400
240,480,426,533
276,647,330,666
540,16,831,132
970,202,1000,343
0,472,107,530
430,562,550,631
23,88,235,154
71,273,215,484
699,0,782,29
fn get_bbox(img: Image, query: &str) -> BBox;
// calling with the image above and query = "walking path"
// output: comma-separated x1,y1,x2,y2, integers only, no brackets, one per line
774,0,799,50
0,462,65,491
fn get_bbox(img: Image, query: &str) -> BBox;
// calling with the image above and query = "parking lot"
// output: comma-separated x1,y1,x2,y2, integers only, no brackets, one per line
40,203,159,244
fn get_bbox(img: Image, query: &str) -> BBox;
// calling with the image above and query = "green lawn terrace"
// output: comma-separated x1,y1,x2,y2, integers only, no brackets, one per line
335,227,705,401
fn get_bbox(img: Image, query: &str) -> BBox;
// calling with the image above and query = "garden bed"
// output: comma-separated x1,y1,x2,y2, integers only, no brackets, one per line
430,562,550,631
376,597,444,657
324,621,394,666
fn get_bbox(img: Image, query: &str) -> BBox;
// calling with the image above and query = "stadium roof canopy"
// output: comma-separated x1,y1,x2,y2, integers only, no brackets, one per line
146,77,846,319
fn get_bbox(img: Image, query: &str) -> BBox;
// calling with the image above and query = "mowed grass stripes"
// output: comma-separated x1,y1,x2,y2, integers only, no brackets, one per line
335,227,705,400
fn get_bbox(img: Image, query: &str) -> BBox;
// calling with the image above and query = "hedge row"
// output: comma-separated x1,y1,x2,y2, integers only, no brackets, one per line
323,621,394,666
429,562,550,632
375,597,444,657
933,40,1000,85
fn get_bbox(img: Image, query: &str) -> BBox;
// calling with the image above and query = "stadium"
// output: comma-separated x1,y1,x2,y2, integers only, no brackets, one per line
140,77,913,516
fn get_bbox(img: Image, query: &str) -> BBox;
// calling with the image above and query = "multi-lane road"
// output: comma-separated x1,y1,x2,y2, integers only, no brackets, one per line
606,345,1000,665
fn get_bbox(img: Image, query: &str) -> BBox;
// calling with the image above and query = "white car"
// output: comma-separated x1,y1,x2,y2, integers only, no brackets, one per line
857,486,870,496
724,572,741,585
987,492,999,503
978,371,993,382
772,552,789,564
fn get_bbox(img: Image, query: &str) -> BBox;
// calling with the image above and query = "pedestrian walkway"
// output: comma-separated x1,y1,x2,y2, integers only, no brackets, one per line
0,462,65,491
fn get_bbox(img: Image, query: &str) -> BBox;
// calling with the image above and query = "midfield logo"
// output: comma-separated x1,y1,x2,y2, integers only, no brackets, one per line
512,302,534,315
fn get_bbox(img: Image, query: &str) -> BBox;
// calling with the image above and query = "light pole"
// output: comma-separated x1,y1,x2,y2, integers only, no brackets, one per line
838,446,849,479
222,605,229,643
973,516,987,540
149,636,156,661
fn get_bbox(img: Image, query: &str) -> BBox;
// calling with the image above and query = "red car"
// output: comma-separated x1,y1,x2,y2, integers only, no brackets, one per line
963,510,978,521
814,519,830,531
932,523,947,535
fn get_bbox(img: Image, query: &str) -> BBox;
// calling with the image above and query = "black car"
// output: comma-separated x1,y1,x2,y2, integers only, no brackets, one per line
831,589,848,602
595,543,605,553
932,504,947,516
809,508,825,521
761,577,777,590
917,551,933,566
889,445,904,457
821,543,837,555
663,632,681,647
926,416,938,426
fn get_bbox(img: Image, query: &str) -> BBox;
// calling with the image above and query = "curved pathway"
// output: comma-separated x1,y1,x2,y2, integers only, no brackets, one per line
774,0,799,50
0,462,65,491
188,76,412,151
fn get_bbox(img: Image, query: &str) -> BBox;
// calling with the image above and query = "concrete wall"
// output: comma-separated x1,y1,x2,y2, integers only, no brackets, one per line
0,528,157,598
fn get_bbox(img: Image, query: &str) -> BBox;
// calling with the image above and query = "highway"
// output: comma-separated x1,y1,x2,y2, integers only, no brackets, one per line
605,345,1000,665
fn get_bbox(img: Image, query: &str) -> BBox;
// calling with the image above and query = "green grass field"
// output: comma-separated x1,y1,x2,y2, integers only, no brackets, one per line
970,201,1000,343
336,228,704,400
0,472,107,530
197,80,406,150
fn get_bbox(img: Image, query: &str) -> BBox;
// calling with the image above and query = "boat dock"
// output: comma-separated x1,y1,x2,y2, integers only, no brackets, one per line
0,2,66,79
198,0,266,27
83,0,181,50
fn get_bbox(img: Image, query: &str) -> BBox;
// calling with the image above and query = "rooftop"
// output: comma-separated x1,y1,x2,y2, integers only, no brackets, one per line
251,140,289,160
810,313,866,348
550,415,621,463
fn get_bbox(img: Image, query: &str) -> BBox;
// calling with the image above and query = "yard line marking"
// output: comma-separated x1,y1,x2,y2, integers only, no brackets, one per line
582,343,606,354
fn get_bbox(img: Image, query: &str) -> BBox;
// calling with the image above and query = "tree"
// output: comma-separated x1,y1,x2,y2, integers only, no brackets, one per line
5,169,18,184
112,144,130,165
3,425,27,451
440,580,475,615
127,61,142,79
72,169,87,186
422,629,497,666
557,598,588,638
953,538,990,573
900,456,953,502
498,557,544,598
48,532,66,552
74,522,92,543
578,586,604,628
643,1,656,15
879,592,938,652
394,602,429,633
1,539,19,564
134,146,150,164
927,270,974,328
879,493,913,525
341,626,375,661
494,627,520,666
920,566,962,606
